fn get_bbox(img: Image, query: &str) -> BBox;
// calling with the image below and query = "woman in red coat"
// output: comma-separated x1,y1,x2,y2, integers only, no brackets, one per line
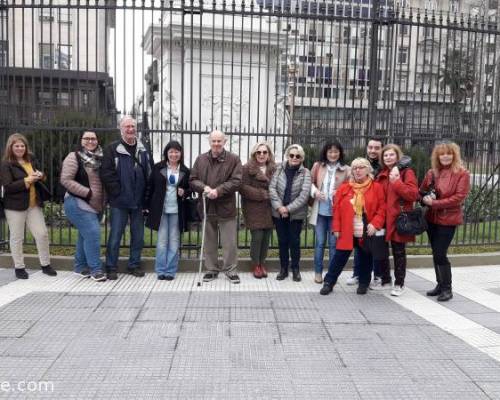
420,141,470,302
320,158,386,296
376,144,418,296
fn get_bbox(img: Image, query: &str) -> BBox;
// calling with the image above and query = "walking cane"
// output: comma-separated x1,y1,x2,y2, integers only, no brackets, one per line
196,193,207,287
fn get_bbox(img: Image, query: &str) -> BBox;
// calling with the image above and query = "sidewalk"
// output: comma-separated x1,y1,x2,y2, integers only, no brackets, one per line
0,267,499,399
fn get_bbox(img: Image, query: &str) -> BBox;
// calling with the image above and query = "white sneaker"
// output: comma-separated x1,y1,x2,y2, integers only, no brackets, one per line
391,286,405,297
346,276,358,286
370,277,382,290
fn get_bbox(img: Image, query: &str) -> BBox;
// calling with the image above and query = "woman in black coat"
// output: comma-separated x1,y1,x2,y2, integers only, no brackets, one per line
145,141,190,280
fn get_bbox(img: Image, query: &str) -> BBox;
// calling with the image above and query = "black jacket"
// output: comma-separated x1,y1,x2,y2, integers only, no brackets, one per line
100,139,153,209
0,159,50,211
144,161,191,232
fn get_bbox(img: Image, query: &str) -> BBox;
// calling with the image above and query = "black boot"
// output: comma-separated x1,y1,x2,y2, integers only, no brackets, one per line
276,268,288,280
437,263,453,302
292,270,301,282
426,284,441,296
427,262,442,296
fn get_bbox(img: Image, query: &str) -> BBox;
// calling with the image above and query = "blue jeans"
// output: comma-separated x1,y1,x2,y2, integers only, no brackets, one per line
64,195,102,274
324,239,373,287
313,214,336,274
155,213,180,277
105,207,144,271
273,217,303,271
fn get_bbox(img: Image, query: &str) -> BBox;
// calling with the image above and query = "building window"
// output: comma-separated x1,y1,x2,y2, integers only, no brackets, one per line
81,91,90,107
424,0,437,10
400,25,409,36
38,91,53,106
57,92,70,107
56,44,72,70
0,40,7,67
398,47,408,64
39,7,54,22
39,43,54,69
424,27,433,38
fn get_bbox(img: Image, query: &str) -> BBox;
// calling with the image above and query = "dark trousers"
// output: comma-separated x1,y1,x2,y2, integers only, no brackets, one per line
427,222,456,288
273,217,303,271
324,238,373,287
391,241,406,287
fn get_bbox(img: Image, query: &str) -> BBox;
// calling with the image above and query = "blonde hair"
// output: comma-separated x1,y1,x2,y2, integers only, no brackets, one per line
431,141,464,173
350,157,373,180
380,143,403,167
250,141,275,164
3,133,32,162
284,144,305,160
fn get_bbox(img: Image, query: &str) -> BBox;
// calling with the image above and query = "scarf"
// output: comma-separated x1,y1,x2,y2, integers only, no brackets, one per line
349,178,372,217
78,146,103,170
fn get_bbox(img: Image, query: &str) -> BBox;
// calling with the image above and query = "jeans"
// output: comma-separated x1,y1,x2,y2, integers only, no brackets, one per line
155,213,180,277
250,229,272,265
64,195,102,274
313,214,336,274
324,239,372,287
105,207,144,271
273,217,303,271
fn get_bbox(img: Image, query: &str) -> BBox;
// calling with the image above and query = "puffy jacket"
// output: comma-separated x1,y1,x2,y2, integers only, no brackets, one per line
100,139,153,209
332,180,386,250
189,150,242,219
269,163,311,221
420,167,470,226
377,167,419,243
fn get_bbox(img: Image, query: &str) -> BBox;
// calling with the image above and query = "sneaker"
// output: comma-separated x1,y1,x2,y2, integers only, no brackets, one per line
369,277,383,290
106,270,118,280
91,272,106,282
314,273,323,284
203,272,219,282
15,268,29,279
128,266,145,278
391,285,405,297
74,269,91,278
346,275,358,286
41,265,57,276
225,272,240,284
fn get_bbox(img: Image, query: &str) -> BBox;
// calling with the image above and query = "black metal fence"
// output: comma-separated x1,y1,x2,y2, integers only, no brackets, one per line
1,0,500,255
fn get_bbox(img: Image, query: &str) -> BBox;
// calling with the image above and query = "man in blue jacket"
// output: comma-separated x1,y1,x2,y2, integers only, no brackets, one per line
100,116,153,280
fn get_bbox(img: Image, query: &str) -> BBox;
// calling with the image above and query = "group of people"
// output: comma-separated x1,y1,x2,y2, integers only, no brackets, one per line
0,116,471,302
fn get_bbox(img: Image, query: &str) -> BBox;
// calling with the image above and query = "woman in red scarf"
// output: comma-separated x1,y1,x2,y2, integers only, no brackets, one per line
320,158,386,295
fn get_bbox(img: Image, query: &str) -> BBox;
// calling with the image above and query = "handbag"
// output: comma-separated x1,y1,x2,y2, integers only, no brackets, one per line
396,202,428,235
184,196,201,223
35,181,52,204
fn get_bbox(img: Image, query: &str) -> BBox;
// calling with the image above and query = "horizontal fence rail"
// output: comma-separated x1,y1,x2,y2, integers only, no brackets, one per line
1,0,500,256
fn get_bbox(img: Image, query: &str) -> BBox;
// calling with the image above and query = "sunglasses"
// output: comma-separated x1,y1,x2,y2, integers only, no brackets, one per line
256,150,268,155
169,174,176,185
289,153,302,159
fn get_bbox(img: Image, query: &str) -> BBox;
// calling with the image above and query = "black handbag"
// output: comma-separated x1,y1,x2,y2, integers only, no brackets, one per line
184,197,201,223
396,203,428,235
35,181,52,204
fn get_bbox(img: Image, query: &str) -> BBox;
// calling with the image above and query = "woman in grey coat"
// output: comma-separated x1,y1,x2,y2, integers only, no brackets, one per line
269,144,312,282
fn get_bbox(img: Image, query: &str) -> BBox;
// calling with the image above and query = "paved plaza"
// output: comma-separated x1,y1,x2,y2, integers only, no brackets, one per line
0,266,499,399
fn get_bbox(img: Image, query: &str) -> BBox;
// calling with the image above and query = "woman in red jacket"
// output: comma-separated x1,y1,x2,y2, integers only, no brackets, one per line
376,144,418,296
420,141,470,302
320,158,386,295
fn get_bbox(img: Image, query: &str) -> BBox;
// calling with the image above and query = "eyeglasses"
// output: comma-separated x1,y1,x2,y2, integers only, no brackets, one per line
289,153,302,159
169,174,176,185
256,150,268,155
82,138,97,142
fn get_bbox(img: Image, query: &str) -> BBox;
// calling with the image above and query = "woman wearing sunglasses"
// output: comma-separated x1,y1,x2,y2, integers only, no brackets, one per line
145,141,191,280
240,141,276,279
269,144,311,282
